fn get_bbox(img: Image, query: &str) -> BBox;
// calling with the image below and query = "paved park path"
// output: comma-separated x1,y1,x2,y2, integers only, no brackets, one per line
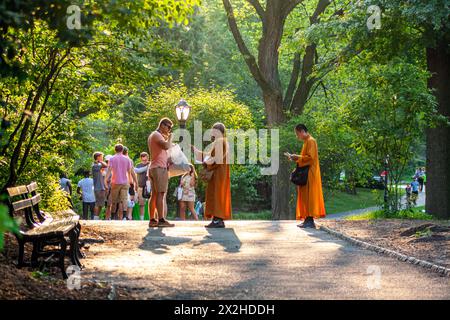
80,220,449,299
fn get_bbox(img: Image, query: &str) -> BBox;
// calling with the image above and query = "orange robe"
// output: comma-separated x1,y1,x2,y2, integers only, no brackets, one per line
201,138,232,220
296,135,326,220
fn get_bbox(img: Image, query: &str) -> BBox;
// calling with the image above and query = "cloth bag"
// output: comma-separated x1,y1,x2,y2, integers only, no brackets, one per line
290,165,309,186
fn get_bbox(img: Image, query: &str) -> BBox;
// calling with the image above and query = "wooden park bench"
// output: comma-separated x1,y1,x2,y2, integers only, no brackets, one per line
6,182,83,279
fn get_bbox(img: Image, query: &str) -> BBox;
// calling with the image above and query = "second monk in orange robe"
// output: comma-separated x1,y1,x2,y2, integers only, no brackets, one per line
287,124,326,228
193,122,232,228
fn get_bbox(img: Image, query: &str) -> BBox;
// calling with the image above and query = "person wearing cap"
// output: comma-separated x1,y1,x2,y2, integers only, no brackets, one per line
135,152,150,221
92,151,108,220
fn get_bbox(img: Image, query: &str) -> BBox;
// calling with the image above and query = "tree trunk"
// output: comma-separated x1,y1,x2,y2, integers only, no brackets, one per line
272,158,293,219
263,92,294,219
425,39,450,219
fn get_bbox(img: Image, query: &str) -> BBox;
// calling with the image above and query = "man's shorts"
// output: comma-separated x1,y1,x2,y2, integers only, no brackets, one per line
150,167,168,193
137,187,147,206
94,190,106,207
110,184,129,205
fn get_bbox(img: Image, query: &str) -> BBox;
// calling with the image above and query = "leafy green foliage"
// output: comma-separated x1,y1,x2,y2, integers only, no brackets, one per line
0,203,19,251
341,58,437,211
118,84,255,160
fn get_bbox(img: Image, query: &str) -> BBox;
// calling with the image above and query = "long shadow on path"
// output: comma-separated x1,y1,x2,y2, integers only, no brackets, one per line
138,228,192,254
193,228,242,253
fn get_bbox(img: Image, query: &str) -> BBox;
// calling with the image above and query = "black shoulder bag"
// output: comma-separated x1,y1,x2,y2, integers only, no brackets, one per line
290,165,309,186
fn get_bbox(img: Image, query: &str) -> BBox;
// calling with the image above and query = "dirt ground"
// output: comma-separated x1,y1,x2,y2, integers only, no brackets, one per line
0,232,133,300
320,219,450,269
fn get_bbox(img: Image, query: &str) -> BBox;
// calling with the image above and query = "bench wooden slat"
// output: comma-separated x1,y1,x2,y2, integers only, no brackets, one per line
24,223,74,236
7,185,28,197
30,193,41,205
12,198,32,211
27,182,38,193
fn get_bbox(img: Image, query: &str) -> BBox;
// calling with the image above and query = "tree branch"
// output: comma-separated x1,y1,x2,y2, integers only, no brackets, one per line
282,0,304,18
289,0,332,113
309,0,331,24
290,44,317,114
222,0,271,92
283,52,302,109
246,0,265,22
18,50,71,176
34,92,70,141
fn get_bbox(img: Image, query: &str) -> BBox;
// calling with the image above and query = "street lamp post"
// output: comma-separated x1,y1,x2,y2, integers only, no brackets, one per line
175,99,191,131
174,99,191,219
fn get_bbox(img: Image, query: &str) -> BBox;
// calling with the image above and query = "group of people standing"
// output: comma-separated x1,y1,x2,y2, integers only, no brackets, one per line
61,119,326,229
64,146,151,221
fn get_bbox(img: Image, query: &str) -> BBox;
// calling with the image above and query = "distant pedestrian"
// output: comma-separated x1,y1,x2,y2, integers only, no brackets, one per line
417,167,425,192
92,152,108,220
135,152,150,221
123,146,138,220
405,184,412,207
411,178,420,206
77,171,96,220
179,165,199,220
105,144,137,221
59,172,73,208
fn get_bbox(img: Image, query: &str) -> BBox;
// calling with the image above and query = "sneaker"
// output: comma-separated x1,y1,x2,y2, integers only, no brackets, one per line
148,219,158,228
298,217,316,229
158,218,175,228
205,219,225,228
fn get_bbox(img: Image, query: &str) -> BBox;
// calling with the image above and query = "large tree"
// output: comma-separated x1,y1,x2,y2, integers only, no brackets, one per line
221,0,356,218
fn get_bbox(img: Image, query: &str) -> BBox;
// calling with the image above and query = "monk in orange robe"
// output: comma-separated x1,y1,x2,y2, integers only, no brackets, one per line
287,124,325,228
192,122,232,228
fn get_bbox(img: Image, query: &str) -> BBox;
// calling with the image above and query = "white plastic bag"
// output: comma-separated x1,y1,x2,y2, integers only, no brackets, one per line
168,144,191,178
174,186,183,200
146,180,151,194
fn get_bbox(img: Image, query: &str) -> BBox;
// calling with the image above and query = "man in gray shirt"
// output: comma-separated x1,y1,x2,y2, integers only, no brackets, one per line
135,152,150,221
92,152,108,220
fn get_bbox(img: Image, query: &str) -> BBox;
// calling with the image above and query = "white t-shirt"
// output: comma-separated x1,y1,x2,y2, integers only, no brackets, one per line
77,178,96,203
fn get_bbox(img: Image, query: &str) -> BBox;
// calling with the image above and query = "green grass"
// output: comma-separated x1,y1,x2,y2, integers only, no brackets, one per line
345,205,434,221
232,210,272,220
325,188,382,214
